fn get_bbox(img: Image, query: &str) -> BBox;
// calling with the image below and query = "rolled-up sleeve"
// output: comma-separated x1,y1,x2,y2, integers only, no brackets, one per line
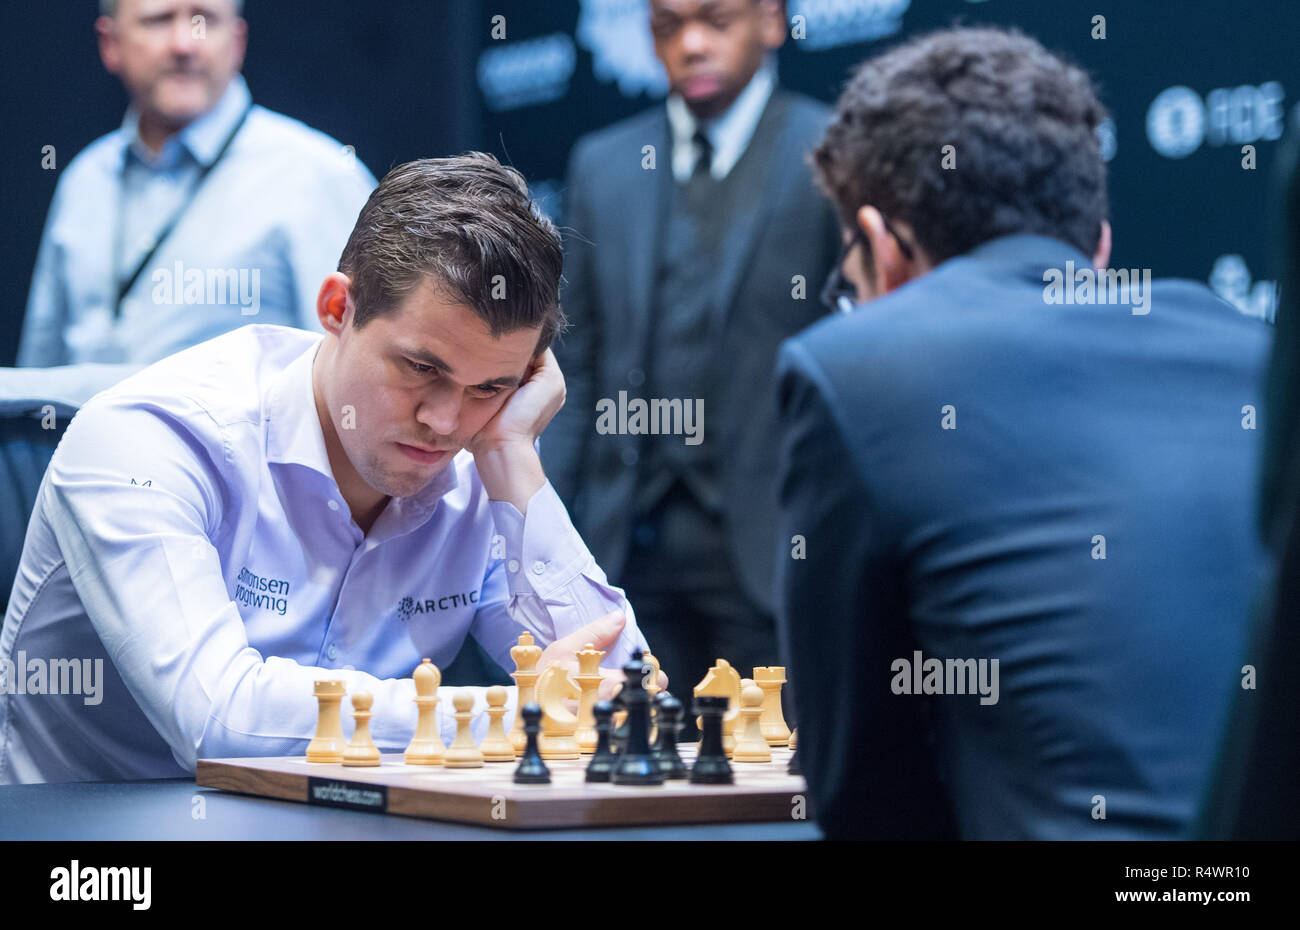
471,481,648,676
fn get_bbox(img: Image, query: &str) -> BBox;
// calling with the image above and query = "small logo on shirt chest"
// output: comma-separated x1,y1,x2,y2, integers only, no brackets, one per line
235,565,292,616
396,590,480,622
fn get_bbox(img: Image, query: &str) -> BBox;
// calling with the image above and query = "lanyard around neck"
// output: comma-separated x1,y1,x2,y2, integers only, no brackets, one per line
113,102,255,320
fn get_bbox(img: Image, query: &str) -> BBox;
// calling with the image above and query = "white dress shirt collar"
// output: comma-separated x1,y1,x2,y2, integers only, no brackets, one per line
666,55,777,183
119,73,253,169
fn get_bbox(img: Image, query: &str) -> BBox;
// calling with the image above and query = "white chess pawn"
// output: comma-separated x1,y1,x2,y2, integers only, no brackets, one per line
342,692,381,766
480,686,515,762
733,684,772,762
444,692,485,768
404,659,444,765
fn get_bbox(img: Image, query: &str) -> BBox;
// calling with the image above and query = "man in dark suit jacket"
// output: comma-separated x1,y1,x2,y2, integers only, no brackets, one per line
544,0,838,713
776,27,1271,838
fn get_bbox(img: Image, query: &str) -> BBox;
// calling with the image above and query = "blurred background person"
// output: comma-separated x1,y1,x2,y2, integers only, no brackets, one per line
776,27,1271,838
542,0,839,729
1200,126,1300,840
16,0,375,368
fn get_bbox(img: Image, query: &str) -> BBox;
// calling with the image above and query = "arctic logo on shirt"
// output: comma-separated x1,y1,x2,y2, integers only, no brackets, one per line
234,565,292,616
396,591,479,622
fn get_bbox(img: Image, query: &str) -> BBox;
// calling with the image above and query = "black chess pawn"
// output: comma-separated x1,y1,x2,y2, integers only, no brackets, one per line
585,700,618,783
652,693,688,780
612,650,664,785
690,695,733,785
513,702,550,784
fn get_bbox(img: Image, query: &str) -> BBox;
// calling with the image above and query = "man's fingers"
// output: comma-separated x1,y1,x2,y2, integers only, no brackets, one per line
552,610,626,653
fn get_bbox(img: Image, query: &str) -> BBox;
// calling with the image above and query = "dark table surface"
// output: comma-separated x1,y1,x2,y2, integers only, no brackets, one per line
0,778,822,840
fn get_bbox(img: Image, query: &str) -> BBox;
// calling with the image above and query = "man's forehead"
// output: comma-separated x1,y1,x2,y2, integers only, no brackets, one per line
124,0,237,17
653,0,748,15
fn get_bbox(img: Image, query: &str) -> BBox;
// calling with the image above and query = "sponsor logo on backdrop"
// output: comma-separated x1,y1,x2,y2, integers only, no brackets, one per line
1210,254,1278,323
789,0,910,51
1146,82,1285,158
577,0,668,98
478,32,576,111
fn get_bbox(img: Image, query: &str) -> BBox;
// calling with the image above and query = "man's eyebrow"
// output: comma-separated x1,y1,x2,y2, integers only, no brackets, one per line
400,347,522,388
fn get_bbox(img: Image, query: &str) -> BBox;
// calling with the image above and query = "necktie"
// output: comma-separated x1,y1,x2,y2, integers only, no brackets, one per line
692,128,713,179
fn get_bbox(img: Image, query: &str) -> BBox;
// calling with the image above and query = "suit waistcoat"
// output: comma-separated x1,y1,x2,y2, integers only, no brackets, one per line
636,128,772,517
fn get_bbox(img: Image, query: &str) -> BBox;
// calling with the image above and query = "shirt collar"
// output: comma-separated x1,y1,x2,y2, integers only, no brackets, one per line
264,336,460,514
964,233,1095,280
120,73,252,169
667,55,777,182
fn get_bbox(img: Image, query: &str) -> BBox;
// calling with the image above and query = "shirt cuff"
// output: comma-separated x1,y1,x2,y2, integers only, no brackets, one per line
488,481,593,600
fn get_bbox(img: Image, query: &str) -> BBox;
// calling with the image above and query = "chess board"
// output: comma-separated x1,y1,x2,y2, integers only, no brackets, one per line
195,746,807,830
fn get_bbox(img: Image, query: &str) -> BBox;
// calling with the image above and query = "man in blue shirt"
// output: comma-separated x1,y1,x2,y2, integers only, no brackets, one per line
776,27,1270,838
17,0,375,367
0,153,653,784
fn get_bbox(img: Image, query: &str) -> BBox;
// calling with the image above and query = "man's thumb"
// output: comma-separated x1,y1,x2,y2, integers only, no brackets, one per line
561,610,626,651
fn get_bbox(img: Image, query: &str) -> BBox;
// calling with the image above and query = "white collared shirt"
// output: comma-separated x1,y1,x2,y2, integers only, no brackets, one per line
0,324,648,783
667,56,777,183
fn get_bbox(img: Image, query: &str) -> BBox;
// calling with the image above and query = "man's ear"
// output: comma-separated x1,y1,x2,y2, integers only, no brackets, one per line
857,205,909,295
96,15,122,76
315,273,353,335
758,0,787,49
1093,220,1113,270
230,17,249,74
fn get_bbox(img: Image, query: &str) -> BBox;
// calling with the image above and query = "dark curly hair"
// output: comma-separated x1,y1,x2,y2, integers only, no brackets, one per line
813,26,1110,264
338,152,566,352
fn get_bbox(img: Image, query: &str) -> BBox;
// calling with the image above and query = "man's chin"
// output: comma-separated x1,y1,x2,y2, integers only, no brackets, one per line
372,450,455,498
147,87,221,126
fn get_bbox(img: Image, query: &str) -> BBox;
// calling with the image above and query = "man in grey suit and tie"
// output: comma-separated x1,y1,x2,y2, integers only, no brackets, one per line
542,0,838,725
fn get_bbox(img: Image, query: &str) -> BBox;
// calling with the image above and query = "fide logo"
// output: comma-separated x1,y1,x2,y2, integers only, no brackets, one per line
1146,82,1285,159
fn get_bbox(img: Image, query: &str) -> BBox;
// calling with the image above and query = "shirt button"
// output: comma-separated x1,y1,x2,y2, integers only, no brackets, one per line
327,644,338,661
532,560,546,575
628,368,645,387
328,500,340,511
621,447,639,466
507,559,520,573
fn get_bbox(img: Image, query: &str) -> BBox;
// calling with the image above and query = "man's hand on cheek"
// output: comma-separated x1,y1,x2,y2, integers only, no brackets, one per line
467,348,565,455
467,348,565,513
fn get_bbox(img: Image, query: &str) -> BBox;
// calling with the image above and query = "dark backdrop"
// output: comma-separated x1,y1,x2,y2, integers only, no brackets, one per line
6,0,1298,359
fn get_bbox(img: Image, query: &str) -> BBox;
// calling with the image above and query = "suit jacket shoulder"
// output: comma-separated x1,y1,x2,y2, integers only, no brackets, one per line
568,105,666,175
770,88,833,137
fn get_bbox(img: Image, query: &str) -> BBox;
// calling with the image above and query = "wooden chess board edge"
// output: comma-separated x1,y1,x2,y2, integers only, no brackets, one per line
196,759,307,804
195,755,807,831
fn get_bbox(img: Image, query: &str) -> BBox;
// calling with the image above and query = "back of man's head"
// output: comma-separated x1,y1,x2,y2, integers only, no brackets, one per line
814,26,1109,264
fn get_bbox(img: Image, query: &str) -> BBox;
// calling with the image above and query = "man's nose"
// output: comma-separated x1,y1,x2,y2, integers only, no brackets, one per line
679,23,712,58
169,15,200,55
417,386,462,437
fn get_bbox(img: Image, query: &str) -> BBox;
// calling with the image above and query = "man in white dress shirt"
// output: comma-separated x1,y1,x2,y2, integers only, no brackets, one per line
0,153,654,784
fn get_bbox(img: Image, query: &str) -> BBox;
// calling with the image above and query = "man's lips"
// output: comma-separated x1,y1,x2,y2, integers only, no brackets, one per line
395,442,450,464
681,74,724,98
